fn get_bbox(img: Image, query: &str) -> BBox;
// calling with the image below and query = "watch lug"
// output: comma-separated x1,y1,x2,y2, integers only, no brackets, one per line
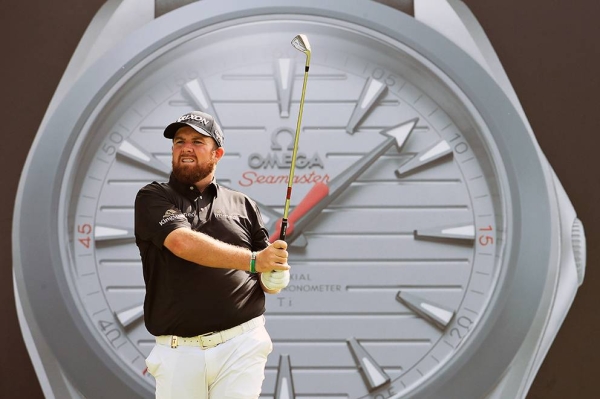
415,0,531,133
414,0,492,74
76,0,154,71
14,273,86,399
45,0,153,119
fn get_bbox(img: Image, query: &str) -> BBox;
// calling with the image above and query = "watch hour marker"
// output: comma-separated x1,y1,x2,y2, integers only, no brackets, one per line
118,139,170,176
274,59,295,118
183,79,221,126
95,225,134,241
274,354,296,399
115,304,144,328
396,291,455,329
395,140,452,176
346,77,387,134
414,224,475,242
347,337,390,392
119,140,149,162
442,225,475,237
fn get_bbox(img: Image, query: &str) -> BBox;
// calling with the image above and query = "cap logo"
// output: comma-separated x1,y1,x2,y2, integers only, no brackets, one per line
177,114,210,125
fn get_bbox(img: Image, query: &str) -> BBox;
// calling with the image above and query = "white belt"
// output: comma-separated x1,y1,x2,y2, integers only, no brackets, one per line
156,315,264,349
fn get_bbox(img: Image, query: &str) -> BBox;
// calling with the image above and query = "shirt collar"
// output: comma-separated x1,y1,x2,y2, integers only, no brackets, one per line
168,174,218,199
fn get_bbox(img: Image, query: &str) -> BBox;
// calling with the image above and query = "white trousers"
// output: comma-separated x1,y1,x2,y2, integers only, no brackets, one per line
145,320,272,399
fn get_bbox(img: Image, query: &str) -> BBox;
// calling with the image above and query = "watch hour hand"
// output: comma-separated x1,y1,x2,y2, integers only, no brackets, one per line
269,118,418,245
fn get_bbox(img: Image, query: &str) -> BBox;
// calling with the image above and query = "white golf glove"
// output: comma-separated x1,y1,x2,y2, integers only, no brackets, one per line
260,270,290,291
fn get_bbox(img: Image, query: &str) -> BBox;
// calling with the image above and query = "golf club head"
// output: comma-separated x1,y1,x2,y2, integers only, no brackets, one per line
291,34,311,53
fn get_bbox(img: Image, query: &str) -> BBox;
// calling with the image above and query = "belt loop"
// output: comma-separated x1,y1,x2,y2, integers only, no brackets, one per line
170,335,178,348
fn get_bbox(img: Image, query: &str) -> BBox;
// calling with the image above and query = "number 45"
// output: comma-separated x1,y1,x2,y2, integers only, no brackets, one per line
78,223,93,249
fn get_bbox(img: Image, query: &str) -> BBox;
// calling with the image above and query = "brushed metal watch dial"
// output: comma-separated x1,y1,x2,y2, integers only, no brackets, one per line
13,1,553,398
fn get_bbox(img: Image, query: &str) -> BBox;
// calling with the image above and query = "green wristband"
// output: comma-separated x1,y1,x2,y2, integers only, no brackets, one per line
250,252,257,273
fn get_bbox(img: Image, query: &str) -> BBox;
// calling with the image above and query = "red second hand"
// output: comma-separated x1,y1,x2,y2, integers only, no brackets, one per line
269,182,329,242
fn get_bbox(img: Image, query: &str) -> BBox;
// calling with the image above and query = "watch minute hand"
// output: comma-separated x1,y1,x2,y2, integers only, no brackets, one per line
269,118,418,244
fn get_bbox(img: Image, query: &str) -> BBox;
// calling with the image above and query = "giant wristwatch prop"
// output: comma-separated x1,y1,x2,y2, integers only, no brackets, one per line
13,0,586,398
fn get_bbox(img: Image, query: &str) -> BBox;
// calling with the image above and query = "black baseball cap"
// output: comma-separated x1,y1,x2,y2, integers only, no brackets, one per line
163,111,224,147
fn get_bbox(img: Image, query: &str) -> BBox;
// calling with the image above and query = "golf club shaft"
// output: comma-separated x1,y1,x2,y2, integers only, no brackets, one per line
280,39,311,241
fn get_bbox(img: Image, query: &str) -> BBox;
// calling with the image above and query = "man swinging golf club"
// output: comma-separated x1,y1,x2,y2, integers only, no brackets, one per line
134,34,310,399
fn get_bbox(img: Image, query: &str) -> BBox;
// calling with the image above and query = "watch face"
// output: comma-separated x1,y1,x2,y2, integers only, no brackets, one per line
14,1,553,398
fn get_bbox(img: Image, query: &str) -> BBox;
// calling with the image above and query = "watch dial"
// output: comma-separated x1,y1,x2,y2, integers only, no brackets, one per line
65,18,506,398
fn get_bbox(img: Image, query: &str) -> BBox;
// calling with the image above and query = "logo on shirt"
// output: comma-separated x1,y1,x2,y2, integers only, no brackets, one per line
214,210,239,221
162,209,178,218
159,209,186,226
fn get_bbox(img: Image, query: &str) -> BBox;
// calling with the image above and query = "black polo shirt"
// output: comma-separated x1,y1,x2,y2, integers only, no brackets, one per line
134,174,269,337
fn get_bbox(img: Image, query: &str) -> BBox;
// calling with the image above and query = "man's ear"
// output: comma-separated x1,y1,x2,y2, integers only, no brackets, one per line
214,147,225,161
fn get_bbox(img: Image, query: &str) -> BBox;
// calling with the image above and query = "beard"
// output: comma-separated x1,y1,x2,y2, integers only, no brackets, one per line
172,154,218,185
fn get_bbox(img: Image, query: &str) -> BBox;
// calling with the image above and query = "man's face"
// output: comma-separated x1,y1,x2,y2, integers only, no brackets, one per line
171,126,223,185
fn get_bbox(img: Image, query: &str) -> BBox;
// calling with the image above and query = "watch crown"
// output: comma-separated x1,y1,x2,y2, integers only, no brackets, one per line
571,218,586,286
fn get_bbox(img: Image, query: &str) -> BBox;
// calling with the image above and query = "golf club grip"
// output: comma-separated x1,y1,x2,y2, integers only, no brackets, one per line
279,219,289,241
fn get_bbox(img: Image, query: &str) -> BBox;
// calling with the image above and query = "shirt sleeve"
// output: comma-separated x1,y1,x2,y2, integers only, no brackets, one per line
249,199,270,252
134,183,191,248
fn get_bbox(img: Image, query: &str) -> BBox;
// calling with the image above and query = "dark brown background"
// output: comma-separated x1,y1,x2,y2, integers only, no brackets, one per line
1,1,598,398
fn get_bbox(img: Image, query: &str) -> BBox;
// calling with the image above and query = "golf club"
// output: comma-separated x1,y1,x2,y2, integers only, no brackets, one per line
279,34,311,242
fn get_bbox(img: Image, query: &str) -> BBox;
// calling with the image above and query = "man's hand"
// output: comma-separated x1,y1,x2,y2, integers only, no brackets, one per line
256,240,290,293
255,240,289,273
260,270,291,291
